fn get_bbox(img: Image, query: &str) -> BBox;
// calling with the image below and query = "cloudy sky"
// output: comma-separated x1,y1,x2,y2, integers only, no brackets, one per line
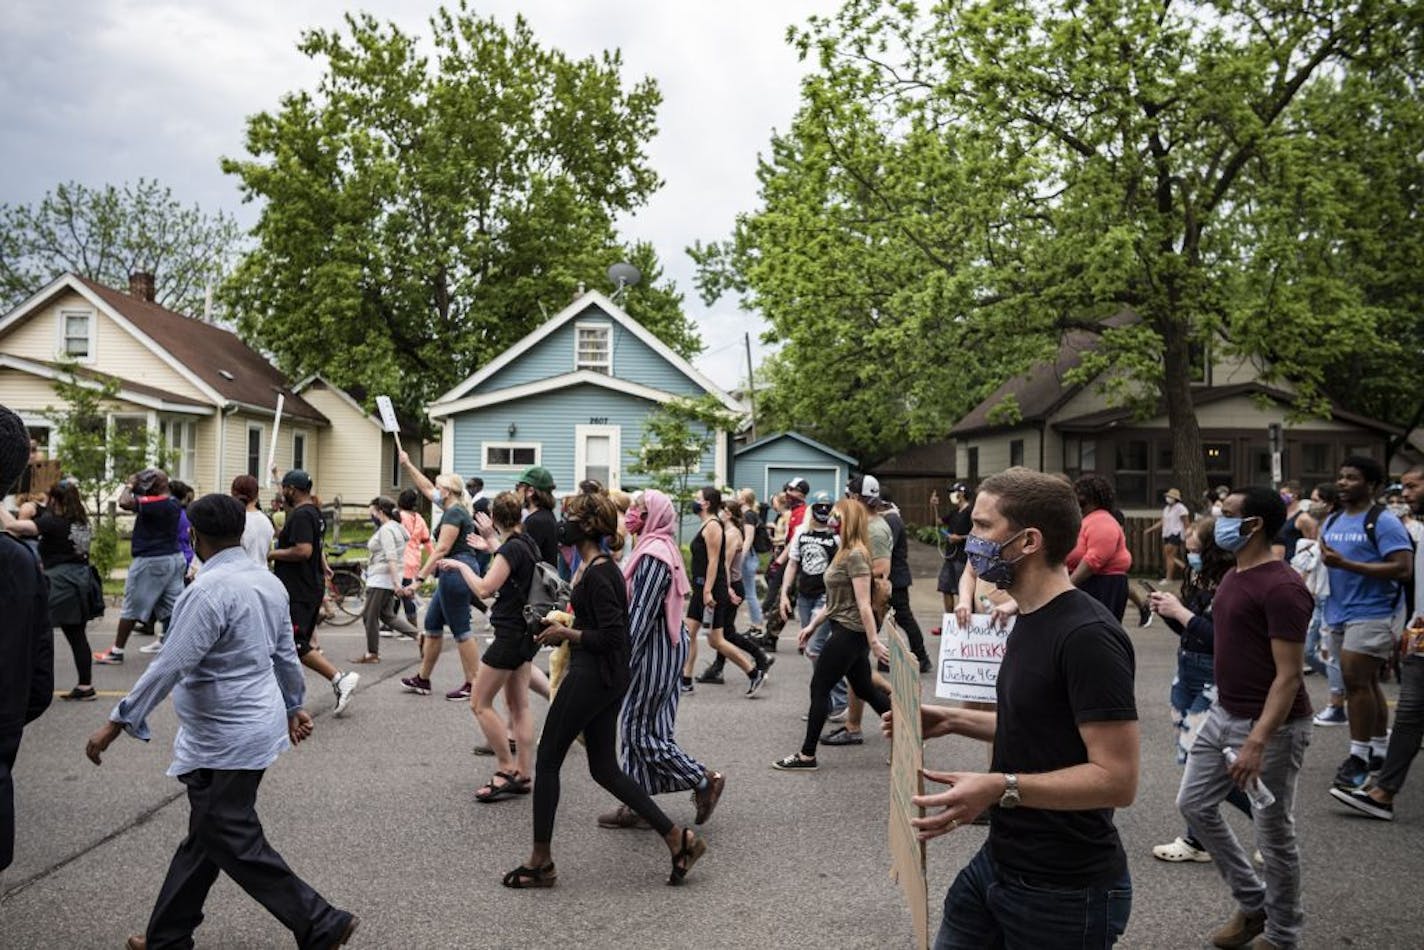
0,0,835,389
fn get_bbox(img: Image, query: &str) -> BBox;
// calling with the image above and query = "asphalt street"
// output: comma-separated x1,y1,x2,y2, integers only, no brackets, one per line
2,544,1419,949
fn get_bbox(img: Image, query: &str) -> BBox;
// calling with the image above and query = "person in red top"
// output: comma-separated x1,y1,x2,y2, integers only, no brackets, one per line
1067,475,1133,620
783,478,810,539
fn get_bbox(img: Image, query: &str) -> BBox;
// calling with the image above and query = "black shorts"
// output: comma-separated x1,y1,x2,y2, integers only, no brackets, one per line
1163,534,1184,547
290,600,322,657
937,557,967,595
482,628,537,670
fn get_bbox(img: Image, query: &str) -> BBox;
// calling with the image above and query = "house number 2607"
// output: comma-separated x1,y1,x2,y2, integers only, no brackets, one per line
588,417,608,424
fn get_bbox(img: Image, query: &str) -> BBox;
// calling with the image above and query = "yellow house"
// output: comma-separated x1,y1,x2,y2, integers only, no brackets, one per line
0,272,421,511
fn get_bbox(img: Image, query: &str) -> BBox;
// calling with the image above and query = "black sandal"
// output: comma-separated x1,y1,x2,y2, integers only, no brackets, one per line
476,770,530,803
667,828,707,886
501,862,557,888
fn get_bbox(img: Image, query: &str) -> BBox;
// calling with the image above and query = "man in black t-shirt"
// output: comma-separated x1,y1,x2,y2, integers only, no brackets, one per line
879,491,933,673
897,466,1138,949
516,465,559,567
933,484,974,620
269,470,359,716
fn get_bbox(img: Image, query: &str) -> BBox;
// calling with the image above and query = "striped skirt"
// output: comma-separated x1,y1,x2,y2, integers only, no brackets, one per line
620,624,706,795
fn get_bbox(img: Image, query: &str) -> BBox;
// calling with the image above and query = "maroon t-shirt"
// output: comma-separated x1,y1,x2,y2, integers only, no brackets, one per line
1212,560,1314,721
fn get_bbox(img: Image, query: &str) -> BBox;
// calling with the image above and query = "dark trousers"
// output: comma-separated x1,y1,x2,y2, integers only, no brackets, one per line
934,844,1131,949
802,622,891,756
0,730,21,871
534,666,674,844
890,586,930,662
146,768,348,950
61,623,92,684
1378,654,1424,795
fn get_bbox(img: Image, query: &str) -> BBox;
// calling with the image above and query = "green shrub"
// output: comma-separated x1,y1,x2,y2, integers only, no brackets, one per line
90,517,120,581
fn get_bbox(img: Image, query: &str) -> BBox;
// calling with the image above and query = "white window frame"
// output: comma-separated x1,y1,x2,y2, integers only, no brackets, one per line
573,321,613,374
246,423,265,478
574,424,620,490
292,430,307,472
159,418,198,482
482,441,542,471
57,308,96,362
107,412,152,481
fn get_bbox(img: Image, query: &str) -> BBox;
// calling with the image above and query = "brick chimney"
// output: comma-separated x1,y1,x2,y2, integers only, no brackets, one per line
128,271,156,302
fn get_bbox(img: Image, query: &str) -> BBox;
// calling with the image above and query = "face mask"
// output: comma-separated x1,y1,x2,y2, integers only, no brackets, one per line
826,516,841,533
1280,491,1293,504
558,518,590,547
1389,503,1409,519
370,515,382,527
688,499,705,515
1187,552,1204,572
965,530,1027,589
624,509,645,535
1214,516,1256,553
949,492,963,506
431,488,445,506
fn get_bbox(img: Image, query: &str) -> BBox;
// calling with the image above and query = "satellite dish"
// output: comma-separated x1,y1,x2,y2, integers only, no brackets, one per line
607,262,642,292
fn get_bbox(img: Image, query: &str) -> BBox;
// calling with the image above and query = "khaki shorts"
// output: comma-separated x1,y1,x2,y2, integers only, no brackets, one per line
1327,618,1397,661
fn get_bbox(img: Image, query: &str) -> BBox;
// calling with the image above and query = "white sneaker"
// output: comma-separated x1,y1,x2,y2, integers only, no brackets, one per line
1151,837,1211,863
139,639,164,654
333,671,359,716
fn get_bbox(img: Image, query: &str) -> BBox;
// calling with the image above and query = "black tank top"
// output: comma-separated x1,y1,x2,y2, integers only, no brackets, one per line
689,520,728,592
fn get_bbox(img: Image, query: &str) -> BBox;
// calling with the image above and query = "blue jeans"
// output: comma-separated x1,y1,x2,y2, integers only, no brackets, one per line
934,844,1131,950
424,553,480,642
1304,603,1344,695
799,593,846,711
1171,649,1216,765
742,550,764,626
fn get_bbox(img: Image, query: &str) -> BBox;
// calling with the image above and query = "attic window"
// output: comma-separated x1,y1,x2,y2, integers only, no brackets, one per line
575,323,612,374
60,309,94,360
219,370,235,380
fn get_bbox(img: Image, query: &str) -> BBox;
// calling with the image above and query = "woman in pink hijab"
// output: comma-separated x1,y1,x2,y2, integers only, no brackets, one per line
596,489,725,830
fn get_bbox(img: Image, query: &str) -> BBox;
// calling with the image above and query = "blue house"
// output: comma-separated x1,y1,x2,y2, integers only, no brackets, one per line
734,432,857,501
427,290,745,496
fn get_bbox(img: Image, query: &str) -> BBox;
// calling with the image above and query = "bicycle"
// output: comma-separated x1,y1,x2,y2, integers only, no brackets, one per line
322,543,366,626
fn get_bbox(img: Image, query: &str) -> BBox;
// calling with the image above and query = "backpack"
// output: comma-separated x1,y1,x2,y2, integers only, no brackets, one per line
1322,503,1414,613
520,533,572,638
753,519,772,554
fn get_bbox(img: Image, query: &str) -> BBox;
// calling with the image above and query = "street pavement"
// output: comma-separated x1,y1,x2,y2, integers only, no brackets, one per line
2,544,1420,948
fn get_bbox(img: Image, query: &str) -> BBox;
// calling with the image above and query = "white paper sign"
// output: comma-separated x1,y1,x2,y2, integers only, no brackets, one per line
375,395,400,434
934,612,1014,703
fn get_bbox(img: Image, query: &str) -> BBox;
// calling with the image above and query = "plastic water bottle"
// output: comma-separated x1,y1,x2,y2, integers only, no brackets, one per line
1223,748,1276,809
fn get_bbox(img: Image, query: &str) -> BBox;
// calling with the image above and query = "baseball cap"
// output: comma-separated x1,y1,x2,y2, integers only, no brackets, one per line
846,474,881,501
950,483,969,494
516,465,556,492
783,477,811,496
281,469,313,491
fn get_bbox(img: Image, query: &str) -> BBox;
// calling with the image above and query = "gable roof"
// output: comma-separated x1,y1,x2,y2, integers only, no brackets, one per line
427,370,714,420
0,273,326,424
292,376,423,434
734,431,858,467
872,439,957,477
431,289,744,415
949,311,1137,438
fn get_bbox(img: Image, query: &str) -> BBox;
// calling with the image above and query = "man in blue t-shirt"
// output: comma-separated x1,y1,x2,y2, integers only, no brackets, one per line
1319,455,1415,790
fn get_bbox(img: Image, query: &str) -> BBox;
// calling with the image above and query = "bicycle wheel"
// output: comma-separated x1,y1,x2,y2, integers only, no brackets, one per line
325,571,365,626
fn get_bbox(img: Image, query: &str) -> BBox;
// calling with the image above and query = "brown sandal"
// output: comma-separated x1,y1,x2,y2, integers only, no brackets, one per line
668,828,707,886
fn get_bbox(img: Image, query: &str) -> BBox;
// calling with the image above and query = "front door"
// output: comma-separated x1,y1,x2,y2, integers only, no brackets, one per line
575,424,621,491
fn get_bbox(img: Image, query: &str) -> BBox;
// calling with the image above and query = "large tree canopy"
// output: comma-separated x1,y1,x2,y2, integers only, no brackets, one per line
696,0,1423,488
0,179,240,314
222,3,697,416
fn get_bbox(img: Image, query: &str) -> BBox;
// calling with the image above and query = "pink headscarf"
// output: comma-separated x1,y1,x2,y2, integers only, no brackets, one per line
621,489,691,643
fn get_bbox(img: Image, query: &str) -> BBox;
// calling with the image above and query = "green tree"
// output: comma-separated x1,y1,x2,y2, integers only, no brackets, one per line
0,179,240,313
697,0,1424,493
222,3,697,420
627,395,740,543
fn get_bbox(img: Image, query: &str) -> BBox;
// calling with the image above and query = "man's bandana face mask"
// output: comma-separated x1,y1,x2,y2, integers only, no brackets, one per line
965,530,1028,589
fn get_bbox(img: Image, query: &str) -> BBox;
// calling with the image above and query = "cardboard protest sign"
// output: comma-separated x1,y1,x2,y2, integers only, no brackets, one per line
886,618,929,950
934,612,1014,703
375,395,400,434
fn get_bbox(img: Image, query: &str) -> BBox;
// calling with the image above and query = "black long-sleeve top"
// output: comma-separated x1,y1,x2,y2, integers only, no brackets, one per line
0,533,52,734
1163,586,1216,655
570,556,631,691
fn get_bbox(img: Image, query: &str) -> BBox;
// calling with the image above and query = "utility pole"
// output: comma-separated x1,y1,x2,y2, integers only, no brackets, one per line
744,331,758,442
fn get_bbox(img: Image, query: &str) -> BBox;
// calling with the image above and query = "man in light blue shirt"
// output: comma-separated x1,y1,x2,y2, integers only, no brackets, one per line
86,494,357,950
1320,455,1415,791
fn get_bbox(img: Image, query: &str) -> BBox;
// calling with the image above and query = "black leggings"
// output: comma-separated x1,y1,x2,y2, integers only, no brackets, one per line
890,586,929,662
534,666,674,844
802,621,890,757
61,624,92,684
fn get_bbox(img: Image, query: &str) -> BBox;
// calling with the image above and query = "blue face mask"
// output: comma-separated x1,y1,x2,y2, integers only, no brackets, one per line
965,530,1027,589
1213,516,1257,553
1187,552,1204,572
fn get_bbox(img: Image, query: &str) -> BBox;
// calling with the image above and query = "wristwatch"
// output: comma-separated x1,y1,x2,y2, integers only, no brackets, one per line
999,773,1021,809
